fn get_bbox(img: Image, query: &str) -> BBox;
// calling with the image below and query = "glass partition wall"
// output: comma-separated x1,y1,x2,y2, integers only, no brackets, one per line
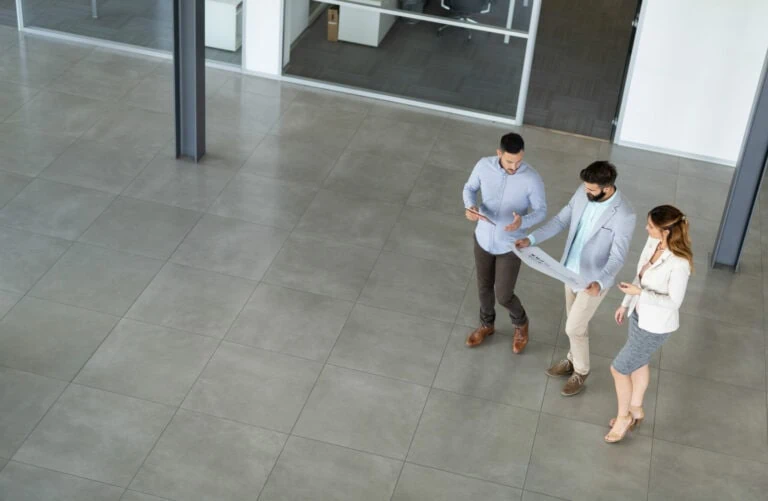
16,0,243,67
283,0,541,123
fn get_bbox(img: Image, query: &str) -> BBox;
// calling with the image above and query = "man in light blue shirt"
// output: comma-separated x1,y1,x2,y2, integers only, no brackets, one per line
516,161,635,396
463,133,547,354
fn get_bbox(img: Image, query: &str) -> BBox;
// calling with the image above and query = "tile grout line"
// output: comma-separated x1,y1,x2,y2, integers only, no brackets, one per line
388,258,470,501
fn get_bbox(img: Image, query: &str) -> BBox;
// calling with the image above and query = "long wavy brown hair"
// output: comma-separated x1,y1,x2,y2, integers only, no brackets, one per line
649,205,694,273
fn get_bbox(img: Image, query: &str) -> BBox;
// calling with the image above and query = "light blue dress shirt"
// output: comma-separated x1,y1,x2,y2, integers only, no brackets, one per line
463,157,547,256
530,191,617,288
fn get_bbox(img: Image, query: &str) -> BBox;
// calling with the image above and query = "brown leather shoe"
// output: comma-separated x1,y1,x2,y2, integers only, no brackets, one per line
512,323,529,354
561,372,589,397
465,325,494,347
545,359,574,378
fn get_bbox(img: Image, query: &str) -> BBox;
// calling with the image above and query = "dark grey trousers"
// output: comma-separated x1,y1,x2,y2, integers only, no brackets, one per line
474,236,528,328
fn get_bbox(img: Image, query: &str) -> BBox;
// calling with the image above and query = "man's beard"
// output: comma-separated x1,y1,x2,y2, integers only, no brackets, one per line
587,191,606,202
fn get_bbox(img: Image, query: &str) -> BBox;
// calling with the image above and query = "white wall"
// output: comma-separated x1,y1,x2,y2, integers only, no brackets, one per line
617,0,768,165
243,0,283,76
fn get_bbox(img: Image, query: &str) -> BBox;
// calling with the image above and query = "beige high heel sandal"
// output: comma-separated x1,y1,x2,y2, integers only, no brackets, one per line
608,406,644,429
605,414,636,443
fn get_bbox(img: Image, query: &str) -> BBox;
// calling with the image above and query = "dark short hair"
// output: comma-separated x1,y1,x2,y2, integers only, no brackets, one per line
499,133,524,154
580,161,617,187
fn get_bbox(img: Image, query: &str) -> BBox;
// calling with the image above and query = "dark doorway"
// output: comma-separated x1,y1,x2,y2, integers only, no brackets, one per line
524,0,640,139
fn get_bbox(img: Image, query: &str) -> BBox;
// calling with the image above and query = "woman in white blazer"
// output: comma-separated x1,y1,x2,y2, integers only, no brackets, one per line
605,205,693,443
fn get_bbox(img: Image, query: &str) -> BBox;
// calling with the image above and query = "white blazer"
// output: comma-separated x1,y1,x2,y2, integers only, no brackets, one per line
621,237,691,334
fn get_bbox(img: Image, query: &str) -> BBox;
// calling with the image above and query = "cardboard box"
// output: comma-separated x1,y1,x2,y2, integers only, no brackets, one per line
328,7,339,42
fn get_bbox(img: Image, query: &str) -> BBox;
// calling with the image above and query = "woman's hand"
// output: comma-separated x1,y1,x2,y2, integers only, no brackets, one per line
614,306,627,325
618,282,642,296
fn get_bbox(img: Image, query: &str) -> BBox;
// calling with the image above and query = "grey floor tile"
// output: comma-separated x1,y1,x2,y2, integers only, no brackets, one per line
427,129,499,172
260,436,402,501
654,371,768,463
39,139,156,194
648,439,768,501
0,462,124,501
678,157,735,184
0,297,118,381
290,88,373,115
329,304,452,386
661,313,765,390
294,365,429,459
0,368,67,459
182,342,322,433
457,270,565,345
0,124,78,177
170,214,289,281
384,208,475,267
121,72,174,115
264,234,380,301
323,150,423,204
225,283,353,362
406,163,473,216
359,252,472,323
0,226,71,294
0,171,31,209
126,263,254,338
130,409,286,501
542,350,658,436
599,142,680,173
0,50,74,88
207,173,318,229
0,291,20,319
295,189,402,249
221,75,302,101
347,116,440,164
393,463,523,501
29,243,163,316
47,49,157,102
522,491,568,501
4,90,109,136
368,101,447,128
207,86,289,135
79,197,201,260
123,156,236,212
523,126,602,158
271,101,366,150
530,150,597,195
14,385,174,487
120,491,169,501
75,319,219,406
0,178,115,240
0,81,40,121
675,175,729,223
82,105,173,153
525,413,652,501
239,134,343,185
681,268,764,329
434,325,553,411
408,389,538,488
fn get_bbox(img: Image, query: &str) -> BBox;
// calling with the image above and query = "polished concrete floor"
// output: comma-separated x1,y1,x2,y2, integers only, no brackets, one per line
0,26,767,501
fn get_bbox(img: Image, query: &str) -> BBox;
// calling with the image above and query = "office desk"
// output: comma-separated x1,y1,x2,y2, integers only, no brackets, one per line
339,0,398,47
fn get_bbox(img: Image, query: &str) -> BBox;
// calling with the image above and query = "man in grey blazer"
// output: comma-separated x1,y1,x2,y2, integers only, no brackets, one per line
516,161,635,396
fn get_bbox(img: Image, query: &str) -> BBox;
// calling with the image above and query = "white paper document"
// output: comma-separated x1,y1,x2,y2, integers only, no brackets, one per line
512,246,590,291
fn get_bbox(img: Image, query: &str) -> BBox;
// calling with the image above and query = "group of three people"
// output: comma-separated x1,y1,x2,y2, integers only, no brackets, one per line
462,133,694,443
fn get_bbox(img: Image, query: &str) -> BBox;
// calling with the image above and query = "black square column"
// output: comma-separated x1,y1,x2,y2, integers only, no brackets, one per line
173,0,206,161
712,51,768,270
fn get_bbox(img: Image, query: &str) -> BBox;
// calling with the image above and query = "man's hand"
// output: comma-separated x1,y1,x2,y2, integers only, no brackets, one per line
465,206,490,223
585,281,601,297
504,212,522,232
515,238,531,249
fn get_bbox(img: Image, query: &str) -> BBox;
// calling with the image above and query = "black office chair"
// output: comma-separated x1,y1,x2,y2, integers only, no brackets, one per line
437,0,493,40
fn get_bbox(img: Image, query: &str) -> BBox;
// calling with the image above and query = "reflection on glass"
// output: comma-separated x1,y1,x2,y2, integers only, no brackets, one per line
332,0,533,32
19,0,242,66
284,0,528,118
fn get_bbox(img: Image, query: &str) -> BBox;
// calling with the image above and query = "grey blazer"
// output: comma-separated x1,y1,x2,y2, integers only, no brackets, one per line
530,188,636,290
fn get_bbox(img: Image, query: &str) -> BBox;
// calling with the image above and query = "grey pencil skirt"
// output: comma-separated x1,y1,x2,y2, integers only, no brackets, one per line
612,312,671,375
